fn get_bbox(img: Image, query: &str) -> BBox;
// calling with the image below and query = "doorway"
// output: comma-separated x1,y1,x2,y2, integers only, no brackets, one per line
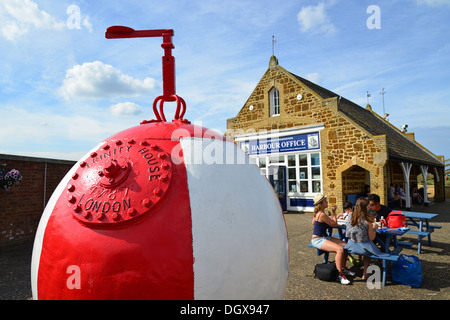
269,164,287,211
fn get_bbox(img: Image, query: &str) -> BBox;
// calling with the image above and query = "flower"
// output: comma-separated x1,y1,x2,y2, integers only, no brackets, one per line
0,164,23,191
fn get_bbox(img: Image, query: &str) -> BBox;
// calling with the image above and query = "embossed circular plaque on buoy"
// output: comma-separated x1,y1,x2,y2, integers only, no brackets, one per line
67,139,173,227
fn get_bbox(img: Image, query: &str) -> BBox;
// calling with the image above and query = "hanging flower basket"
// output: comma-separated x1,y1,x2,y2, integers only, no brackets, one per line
0,163,23,191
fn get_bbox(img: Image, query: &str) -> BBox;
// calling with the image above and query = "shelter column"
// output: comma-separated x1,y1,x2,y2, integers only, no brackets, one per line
400,162,412,210
420,165,430,205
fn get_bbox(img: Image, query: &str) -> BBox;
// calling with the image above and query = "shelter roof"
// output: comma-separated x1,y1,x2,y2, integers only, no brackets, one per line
288,71,443,168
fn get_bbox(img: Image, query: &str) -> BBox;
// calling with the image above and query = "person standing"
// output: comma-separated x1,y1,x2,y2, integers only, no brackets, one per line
363,184,371,198
388,184,396,202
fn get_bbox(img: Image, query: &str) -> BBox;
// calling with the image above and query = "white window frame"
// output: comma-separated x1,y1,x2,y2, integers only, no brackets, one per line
234,125,325,212
252,152,322,195
269,87,280,116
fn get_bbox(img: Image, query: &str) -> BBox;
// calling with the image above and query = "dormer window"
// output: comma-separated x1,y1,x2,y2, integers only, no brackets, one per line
269,87,280,116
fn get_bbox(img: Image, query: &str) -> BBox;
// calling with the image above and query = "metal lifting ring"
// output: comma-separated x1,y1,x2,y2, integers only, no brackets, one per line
173,95,187,120
152,96,163,122
151,94,187,123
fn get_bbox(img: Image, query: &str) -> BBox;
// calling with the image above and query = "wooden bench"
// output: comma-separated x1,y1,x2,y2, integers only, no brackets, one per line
406,230,431,237
307,243,400,286
404,212,441,254
397,241,413,248
307,243,329,263
405,229,433,253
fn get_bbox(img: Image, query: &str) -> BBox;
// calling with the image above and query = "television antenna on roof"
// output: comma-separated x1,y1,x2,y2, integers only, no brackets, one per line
379,88,387,117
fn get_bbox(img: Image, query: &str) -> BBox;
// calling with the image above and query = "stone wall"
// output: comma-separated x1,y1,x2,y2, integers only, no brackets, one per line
227,63,388,210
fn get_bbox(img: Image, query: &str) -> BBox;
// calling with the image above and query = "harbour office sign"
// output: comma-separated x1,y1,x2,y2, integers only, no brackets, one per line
248,132,320,155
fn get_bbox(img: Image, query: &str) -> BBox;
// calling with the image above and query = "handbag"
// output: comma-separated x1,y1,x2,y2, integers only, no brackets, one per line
314,262,339,282
392,254,422,287
386,211,407,228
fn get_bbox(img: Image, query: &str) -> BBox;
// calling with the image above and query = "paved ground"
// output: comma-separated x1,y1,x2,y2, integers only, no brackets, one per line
0,239,33,300
284,200,450,300
1,200,449,300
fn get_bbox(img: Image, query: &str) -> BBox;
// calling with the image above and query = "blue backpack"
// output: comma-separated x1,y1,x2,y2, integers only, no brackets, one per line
392,254,422,287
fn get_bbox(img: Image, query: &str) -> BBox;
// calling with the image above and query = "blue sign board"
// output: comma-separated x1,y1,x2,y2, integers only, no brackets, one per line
248,132,320,155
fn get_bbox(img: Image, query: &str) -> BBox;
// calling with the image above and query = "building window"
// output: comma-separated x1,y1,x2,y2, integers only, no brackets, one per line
234,126,324,212
269,87,280,116
288,155,297,193
254,152,322,194
299,154,308,192
311,153,321,193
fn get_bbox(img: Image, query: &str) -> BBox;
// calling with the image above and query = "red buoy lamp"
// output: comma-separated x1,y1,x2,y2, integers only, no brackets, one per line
31,27,289,300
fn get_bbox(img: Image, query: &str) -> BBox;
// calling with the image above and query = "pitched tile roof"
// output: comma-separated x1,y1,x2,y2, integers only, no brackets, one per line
289,71,443,168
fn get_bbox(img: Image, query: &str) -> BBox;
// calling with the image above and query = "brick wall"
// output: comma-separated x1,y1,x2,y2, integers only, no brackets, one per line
0,154,75,245
342,166,367,195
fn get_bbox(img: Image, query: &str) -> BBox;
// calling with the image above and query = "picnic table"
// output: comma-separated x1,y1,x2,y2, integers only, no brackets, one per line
402,211,441,254
335,223,410,255
375,227,410,255
308,224,409,286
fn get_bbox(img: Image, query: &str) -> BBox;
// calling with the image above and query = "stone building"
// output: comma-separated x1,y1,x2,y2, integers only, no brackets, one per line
226,56,445,212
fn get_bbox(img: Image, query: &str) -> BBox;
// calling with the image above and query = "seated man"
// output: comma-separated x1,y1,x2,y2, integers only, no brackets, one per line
368,194,392,221
368,194,392,252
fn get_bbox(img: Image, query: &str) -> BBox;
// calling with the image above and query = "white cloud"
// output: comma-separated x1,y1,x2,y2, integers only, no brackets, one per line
110,102,143,117
60,61,157,100
0,105,101,145
332,79,367,94
416,0,450,7
0,0,65,41
305,73,323,84
297,2,337,35
0,104,141,160
82,16,93,33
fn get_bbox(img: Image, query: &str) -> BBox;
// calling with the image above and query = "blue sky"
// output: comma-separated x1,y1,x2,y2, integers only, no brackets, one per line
0,0,449,161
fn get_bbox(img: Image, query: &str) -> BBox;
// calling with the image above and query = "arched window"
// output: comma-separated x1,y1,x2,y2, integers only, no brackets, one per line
269,87,280,116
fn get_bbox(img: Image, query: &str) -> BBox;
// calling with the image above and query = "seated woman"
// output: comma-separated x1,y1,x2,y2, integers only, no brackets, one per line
344,197,389,280
311,194,353,285
411,183,423,204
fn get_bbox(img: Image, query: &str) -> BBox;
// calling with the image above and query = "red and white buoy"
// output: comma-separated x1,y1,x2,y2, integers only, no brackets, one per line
31,27,289,300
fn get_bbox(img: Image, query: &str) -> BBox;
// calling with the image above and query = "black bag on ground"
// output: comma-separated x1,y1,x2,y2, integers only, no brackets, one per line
314,262,339,281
